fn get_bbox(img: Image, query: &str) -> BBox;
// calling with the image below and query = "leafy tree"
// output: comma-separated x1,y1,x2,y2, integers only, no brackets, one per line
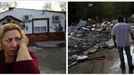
58,2,66,11
68,2,134,25
0,2,17,13
43,2,52,11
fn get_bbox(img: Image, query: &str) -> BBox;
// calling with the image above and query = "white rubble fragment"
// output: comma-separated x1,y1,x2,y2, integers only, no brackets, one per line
105,38,114,48
78,19,87,27
76,55,88,60
83,48,98,55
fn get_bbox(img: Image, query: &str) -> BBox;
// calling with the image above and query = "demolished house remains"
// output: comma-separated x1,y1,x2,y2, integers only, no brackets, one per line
68,19,116,67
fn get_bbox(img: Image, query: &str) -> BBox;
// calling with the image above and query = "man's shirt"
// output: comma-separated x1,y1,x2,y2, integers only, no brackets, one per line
111,23,133,47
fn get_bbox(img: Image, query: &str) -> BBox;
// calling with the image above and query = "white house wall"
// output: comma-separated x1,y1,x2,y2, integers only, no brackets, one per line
24,22,32,34
33,12,65,32
0,8,65,34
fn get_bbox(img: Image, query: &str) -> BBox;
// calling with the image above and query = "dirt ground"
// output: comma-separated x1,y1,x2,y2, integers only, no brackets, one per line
29,41,66,74
69,43,134,74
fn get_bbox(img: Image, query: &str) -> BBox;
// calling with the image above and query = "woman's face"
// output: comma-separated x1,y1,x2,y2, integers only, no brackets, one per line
2,30,21,56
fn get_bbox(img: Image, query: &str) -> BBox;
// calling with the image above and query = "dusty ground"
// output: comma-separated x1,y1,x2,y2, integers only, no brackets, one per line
29,41,66,74
69,43,134,74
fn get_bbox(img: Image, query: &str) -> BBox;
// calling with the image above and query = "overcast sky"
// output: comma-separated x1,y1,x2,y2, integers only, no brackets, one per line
16,1,62,11
0,1,64,13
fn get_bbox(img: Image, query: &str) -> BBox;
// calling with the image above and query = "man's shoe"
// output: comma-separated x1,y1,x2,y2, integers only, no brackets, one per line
121,69,125,73
129,69,133,74
129,66,134,74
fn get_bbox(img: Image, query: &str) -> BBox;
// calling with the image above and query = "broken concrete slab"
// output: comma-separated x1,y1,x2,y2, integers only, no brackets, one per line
68,20,115,68
105,38,115,48
78,19,87,27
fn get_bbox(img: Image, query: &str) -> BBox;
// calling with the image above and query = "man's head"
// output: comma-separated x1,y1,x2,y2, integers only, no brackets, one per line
118,16,124,23
0,23,25,56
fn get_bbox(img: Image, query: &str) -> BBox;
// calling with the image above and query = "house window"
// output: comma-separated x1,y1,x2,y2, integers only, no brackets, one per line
33,19,48,33
34,26,46,33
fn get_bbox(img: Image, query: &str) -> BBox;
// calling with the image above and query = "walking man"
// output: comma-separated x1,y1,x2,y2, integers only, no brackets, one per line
111,16,134,73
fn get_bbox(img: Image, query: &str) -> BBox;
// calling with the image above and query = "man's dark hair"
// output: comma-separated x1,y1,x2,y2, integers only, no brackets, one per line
118,16,124,23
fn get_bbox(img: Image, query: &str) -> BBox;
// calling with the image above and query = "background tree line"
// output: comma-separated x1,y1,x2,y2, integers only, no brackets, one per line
68,2,134,25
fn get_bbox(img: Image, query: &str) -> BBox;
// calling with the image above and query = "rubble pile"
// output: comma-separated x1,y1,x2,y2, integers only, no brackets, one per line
68,21,115,67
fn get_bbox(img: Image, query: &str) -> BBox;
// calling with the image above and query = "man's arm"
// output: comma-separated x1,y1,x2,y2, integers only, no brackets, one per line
128,24,134,41
111,25,116,47
112,35,116,47
131,33,134,41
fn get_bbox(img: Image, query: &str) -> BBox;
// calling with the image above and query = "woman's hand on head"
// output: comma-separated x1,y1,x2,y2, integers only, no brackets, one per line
19,35,29,46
